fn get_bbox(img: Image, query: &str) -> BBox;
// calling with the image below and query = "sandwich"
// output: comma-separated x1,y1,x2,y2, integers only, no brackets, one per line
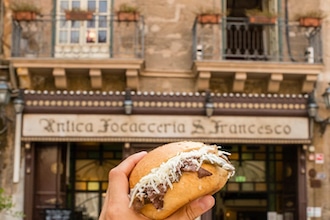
128,141,235,219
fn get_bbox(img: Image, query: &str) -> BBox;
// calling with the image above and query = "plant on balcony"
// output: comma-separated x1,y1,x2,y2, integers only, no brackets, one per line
64,8,93,21
116,3,140,22
196,7,222,24
245,9,277,24
295,10,325,27
10,1,41,21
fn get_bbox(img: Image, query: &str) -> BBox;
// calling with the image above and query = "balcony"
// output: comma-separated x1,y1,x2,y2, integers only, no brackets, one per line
192,17,323,93
11,14,144,59
10,14,145,90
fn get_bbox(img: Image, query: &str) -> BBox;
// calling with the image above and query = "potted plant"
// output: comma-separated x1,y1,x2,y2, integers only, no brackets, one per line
295,10,325,27
196,8,222,24
65,8,93,21
245,8,277,24
10,1,41,21
116,3,140,22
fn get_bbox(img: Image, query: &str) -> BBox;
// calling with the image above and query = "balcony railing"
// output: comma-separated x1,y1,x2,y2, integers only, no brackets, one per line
11,14,144,59
192,17,322,63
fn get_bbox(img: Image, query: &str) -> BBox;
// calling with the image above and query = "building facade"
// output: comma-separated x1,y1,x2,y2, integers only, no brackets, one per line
0,0,329,220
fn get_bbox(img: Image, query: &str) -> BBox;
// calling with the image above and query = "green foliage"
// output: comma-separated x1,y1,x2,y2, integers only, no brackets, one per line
10,1,41,14
196,7,220,15
65,7,94,13
295,10,326,20
118,3,139,13
0,188,24,218
245,8,277,18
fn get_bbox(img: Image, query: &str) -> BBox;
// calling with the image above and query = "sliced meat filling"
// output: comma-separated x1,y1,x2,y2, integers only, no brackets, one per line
132,157,212,211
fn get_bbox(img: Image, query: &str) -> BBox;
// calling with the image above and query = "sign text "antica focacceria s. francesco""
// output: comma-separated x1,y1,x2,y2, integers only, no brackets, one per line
22,115,308,139
39,118,292,136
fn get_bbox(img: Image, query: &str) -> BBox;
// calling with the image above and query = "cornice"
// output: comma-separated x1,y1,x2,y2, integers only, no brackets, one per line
22,90,309,117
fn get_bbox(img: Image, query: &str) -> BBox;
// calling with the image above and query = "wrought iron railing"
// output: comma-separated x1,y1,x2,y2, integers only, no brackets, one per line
192,17,322,63
11,14,145,59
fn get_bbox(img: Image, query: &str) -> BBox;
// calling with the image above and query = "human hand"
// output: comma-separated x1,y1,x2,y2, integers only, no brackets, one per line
99,151,215,220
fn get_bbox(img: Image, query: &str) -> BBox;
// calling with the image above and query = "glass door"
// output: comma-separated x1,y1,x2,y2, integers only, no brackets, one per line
69,142,122,219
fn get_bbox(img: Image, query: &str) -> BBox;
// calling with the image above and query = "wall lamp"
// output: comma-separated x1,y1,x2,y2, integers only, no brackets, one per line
0,79,25,183
124,88,133,115
205,91,214,117
308,84,330,135
0,79,11,134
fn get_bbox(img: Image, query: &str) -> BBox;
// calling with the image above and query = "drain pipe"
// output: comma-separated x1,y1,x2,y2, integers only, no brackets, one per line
13,94,24,183
284,0,295,62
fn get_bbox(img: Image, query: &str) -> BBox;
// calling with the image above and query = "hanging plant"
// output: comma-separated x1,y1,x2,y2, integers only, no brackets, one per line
116,3,140,22
245,9,277,24
196,8,222,24
64,8,93,21
10,1,41,21
295,10,325,27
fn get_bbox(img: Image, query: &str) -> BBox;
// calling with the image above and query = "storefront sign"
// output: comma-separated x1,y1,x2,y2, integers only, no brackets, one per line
22,114,309,140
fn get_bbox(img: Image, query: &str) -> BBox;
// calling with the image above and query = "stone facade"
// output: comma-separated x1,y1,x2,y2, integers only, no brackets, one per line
0,0,330,219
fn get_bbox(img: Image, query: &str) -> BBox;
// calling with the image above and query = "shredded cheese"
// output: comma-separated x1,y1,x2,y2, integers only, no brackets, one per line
129,145,235,208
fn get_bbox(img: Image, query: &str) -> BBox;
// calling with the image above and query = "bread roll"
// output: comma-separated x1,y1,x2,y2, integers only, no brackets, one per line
129,141,235,219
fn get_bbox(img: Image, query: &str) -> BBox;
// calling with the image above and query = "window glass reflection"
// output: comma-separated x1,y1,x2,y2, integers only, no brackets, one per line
60,1,69,12
72,1,80,8
59,31,68,43
98,30,107,43
88,0,96,11
71,31,80,43
99,16,107,27
99,1,107,12
71,20,80,28
87,20,95,28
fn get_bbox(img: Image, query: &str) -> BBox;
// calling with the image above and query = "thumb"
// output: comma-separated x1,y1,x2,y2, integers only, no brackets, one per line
167,195,215,220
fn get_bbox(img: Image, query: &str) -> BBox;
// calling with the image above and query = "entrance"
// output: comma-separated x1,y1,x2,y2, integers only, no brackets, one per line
25,142,305,220
237,211,267,220
211,144,303,220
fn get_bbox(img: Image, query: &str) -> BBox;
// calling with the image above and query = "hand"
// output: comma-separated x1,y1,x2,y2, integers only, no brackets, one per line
99,151,215,220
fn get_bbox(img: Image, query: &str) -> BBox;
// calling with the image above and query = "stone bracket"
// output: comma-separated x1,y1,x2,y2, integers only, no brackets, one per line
196,71,211,91
126,69,139,90
233,72,247,92
268,73,283,93
89,69,102,89
53,68,67,89
302,74,318,93
17,67,31,88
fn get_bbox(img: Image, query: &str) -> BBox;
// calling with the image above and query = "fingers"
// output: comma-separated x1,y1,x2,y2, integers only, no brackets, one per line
100,151,147,220
167,195,215,220
116,151,148,176
109,151,148,201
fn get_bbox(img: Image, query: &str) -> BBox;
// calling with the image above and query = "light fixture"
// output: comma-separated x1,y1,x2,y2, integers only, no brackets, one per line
205,91,214,117
308,84,330,135
322,83,330,109
0,79,11,105
0,79,11,134
124,88,133,115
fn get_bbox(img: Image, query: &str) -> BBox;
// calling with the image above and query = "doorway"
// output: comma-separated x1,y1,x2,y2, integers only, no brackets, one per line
225,0,276,60
211,144,301,220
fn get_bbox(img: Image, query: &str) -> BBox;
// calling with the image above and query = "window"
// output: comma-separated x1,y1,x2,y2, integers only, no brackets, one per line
55,0,111,58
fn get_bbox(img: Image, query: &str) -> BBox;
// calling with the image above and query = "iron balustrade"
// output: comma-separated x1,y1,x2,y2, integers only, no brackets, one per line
192,17,322,63
11,14,145,59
